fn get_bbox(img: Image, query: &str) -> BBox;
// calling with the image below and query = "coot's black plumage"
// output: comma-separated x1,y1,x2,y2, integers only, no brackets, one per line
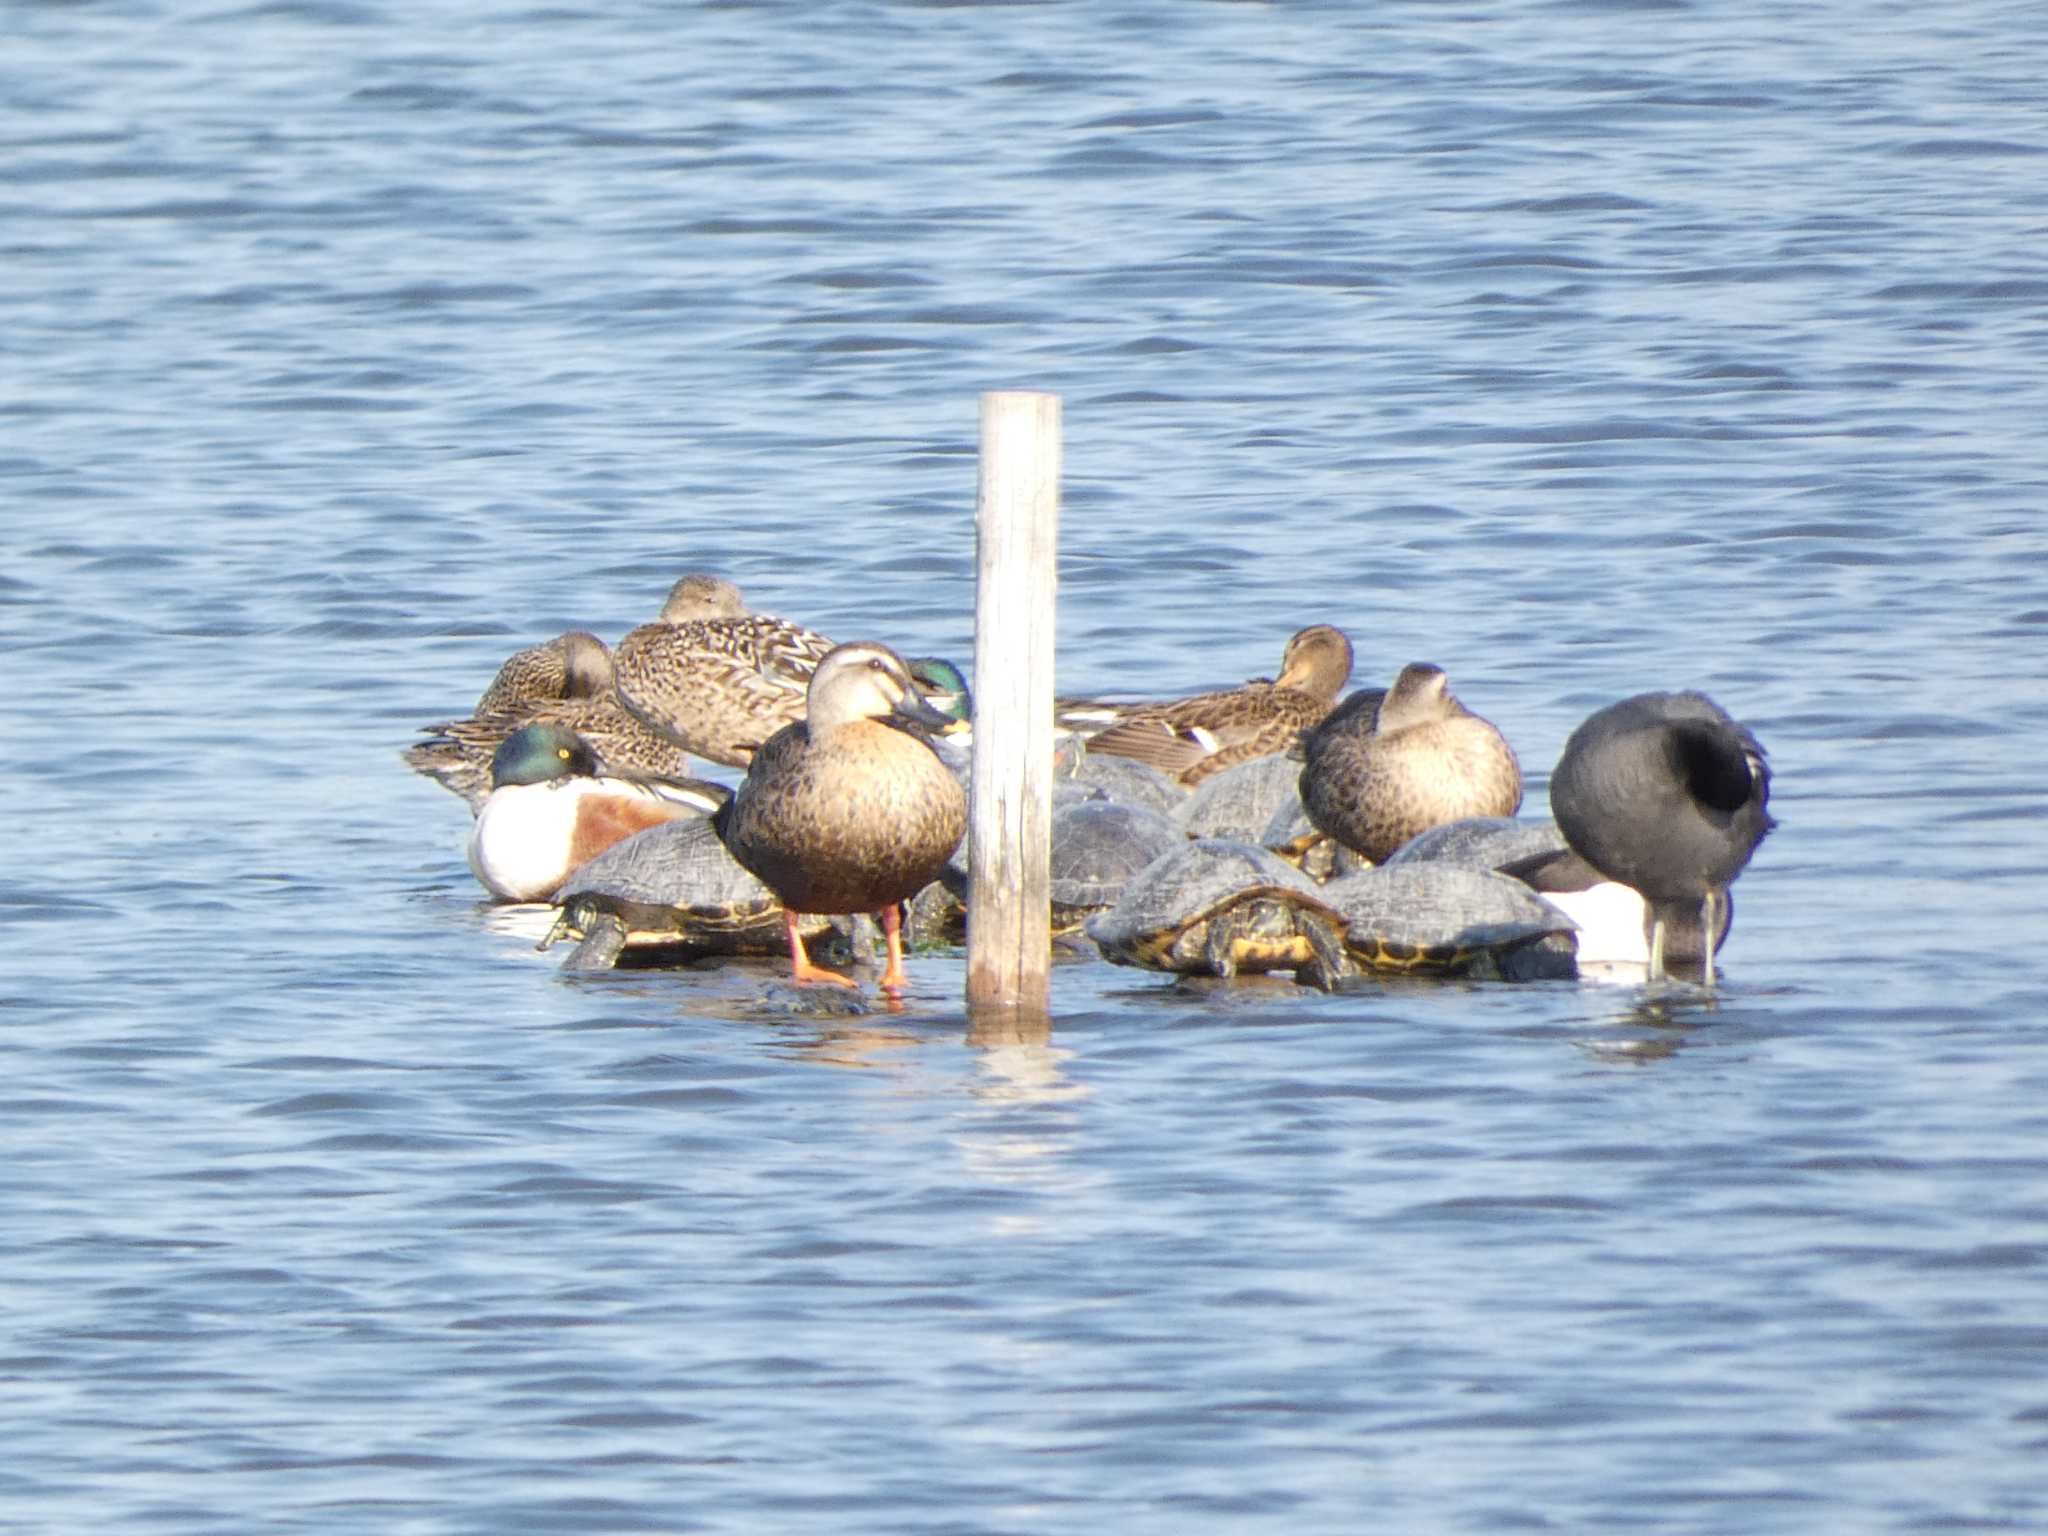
1548,691,1773,984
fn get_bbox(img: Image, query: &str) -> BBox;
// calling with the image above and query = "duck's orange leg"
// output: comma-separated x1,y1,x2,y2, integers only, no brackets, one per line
877,902,910,997
785,908,858,990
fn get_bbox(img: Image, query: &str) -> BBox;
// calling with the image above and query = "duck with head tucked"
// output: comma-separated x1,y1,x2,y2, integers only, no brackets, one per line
405,575,731,810
472,629,615,717
1298,662,1524,865
716,642,969,998
1060,623,1354,786
612,577,838,769
466,722,728,903
1546,690,1773,985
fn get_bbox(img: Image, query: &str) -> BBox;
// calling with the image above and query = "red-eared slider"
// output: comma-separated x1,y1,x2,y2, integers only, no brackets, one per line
541,814,832,971
1175,752,1306,842
1085,839,1352,989
1059,625,1353,786
1049,799,1187,935
1068,751,1187,815
1381,816,1567,872
1319,864,1577,980
1547,691,1772,984
1298,664,1523,863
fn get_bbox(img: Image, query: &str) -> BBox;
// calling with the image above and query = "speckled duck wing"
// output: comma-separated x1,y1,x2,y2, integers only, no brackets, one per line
1081,685,1333,786
405,694,695,812
612,616,836,768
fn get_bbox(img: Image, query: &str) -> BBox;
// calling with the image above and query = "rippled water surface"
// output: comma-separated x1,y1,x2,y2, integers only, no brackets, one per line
6,1,2048,1530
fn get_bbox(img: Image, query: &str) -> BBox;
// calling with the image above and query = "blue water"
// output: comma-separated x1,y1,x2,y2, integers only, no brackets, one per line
6,1,2048,1530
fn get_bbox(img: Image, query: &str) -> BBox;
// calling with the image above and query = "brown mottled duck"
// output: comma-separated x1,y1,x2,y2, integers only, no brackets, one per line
716,642,968,997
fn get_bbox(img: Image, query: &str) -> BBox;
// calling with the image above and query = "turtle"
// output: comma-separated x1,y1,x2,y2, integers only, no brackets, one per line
1317,864,1578,980
540,814,832,971
1175,752,1305,841
1085,838,1353,989
1048,799,1188,935
1068,750,1187,815
1380,816,1568,873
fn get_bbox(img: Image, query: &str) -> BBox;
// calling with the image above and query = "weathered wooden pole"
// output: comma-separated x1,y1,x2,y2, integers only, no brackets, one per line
966,390,1060,1022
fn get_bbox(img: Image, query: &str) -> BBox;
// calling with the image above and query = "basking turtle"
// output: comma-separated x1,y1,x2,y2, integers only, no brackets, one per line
540,815,831,971
1175,753,1305,841
1085,839,1352,989
1381,816,1567,872
1068,751,1187,815
1049,799,1187,935
1319,864,1577,980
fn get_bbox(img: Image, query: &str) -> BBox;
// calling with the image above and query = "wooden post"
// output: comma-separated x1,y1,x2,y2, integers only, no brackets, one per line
966,391,1060,1021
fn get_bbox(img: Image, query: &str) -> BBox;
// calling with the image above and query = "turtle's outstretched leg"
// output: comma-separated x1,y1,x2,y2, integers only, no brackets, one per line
564,912,629,971
786,907,859,989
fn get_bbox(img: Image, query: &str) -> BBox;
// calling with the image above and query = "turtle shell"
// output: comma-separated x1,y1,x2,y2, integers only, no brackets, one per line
1319,864,1577,979
1381,816,1568,872
1069,751,1188,815
1049,799,1186,931
546,816,824,956
1085,838,1350,986
1174,753,1304,842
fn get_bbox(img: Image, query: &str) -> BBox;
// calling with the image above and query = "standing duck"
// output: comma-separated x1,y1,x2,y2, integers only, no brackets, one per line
611,580,838,768
1298,662,1524,864
1059,623,1354,786
466,723,726,903
1547,691,1773,984
716,642,968,998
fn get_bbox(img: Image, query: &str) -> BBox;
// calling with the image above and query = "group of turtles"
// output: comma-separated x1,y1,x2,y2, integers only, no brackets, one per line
406,578,1775,996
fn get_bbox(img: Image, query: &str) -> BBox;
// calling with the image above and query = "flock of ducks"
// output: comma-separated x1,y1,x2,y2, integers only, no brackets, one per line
407,574,1774,995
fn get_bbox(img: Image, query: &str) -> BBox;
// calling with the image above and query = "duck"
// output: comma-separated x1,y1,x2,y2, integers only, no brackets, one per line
1546,690,1773,985
1058,623,1354,786
611,580,838,769
715,642,969,997
1297,662,1524,864
466,723,729,903
406,575,732,809
472,630,614,716
406,692,696,812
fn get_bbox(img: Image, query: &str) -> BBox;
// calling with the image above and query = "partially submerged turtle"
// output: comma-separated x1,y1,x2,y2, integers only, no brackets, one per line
540,815,831,971
1085,838,1352,989
1318,864,1577,980
1049,799,1187,935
